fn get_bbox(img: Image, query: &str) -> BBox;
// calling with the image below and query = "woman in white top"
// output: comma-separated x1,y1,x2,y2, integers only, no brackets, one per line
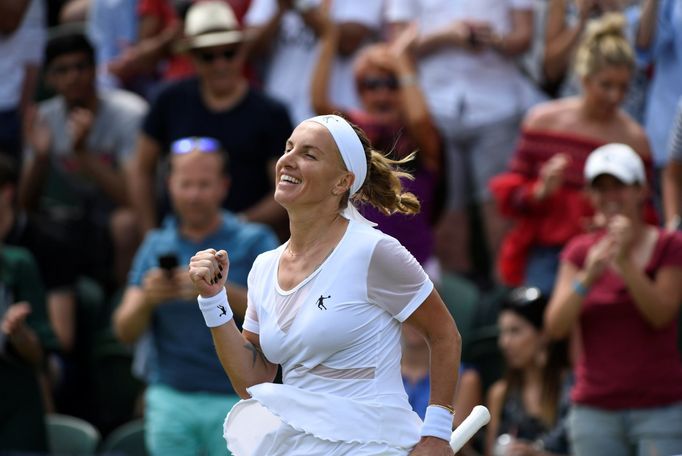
189,114,461,455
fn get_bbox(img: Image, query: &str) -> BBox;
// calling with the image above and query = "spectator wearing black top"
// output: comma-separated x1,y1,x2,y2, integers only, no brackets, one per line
128,1,293,238
0,244,58,454
486,287,572,456
0,160,59,451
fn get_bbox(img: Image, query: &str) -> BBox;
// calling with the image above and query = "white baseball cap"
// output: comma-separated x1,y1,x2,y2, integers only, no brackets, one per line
584,143,646,185
180,1,243,51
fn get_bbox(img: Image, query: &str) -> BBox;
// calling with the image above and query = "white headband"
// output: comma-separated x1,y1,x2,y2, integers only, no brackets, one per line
307,115,367,195
306,115,375,226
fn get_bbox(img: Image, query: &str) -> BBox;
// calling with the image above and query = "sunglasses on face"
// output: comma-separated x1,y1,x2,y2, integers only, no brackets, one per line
194,47,240,64
360,76,399,91
49,60,92,76
170,137,222,154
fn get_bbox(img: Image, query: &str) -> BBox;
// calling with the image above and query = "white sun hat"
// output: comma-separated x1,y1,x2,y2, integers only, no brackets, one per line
584,143,646,185
180,1,243,51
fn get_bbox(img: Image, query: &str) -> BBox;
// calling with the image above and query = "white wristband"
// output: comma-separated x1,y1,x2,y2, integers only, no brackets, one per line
421,405,454,441
197,288,233,327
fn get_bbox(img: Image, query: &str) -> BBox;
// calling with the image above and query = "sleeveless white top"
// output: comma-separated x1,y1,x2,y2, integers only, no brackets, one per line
227,220,433,454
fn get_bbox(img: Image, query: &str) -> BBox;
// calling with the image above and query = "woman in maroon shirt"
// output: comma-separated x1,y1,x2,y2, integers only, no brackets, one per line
489,13,654,293
545,143,682,455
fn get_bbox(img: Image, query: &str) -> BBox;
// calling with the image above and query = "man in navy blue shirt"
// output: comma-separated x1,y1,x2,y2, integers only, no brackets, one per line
128,1,292,237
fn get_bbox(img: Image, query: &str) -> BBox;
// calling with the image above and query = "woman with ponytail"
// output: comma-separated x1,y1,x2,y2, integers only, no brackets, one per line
490,13,656,295
188,114,461,455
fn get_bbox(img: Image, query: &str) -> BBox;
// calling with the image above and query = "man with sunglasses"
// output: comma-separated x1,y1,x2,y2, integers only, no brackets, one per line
129,1,293,239
114,137,279,456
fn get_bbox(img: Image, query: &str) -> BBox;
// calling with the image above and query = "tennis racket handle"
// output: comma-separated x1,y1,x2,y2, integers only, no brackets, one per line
449,405,491,452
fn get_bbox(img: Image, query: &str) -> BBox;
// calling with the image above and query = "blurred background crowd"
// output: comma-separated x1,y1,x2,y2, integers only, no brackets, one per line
1,0,682,455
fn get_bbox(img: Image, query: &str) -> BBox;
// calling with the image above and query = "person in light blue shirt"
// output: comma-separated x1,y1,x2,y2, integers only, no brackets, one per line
663,98,682,230
113,137,279,456
87,0,138,90
635,0,682,168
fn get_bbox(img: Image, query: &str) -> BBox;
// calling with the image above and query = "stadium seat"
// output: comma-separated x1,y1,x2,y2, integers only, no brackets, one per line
46,413,101,455
100,418,147,456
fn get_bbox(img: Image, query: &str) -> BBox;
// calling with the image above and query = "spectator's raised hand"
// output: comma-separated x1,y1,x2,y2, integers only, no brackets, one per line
108,46,149,81
173,267,200,301
68,107,94,153
534,153,569,201
584,235,615,284
468,21,497,50
444,20,474,50
316,0,336,37
108,22,182,82
1,302,41,364
607,214,636,267
390,21,419,59
25,105,52,157
189,249,229,298
1,301,31,337
576,0,599,21
142,268,182,308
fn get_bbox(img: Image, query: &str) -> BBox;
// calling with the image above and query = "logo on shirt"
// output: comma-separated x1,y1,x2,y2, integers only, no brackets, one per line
218,305,227,317
316,295,331,310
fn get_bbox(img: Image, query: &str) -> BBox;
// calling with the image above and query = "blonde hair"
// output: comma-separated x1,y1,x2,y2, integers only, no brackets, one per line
341,122,420,216
574,12,635,77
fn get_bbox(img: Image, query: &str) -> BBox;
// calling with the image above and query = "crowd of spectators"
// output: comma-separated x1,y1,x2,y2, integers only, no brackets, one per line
1,0,681,455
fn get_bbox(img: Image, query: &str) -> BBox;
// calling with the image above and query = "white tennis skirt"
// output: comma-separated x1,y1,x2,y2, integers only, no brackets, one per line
223,383,421,456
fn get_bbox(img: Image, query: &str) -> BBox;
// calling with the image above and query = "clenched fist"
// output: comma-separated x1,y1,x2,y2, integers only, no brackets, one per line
189,249,229,298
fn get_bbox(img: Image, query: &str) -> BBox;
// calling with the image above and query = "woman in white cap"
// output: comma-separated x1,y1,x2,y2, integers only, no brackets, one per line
545,143,682,455
188,115,461,455
489,13,657,296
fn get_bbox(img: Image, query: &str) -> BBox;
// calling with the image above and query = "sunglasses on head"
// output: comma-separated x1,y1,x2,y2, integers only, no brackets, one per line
360,76,399,91
501,286,547,329
171,137,222,155
195,47,240,63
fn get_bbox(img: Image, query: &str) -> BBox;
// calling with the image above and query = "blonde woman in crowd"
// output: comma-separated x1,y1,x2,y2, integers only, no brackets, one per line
490,13,655,295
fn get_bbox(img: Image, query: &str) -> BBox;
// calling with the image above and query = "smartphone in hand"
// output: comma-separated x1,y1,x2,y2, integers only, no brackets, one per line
158,253,179,276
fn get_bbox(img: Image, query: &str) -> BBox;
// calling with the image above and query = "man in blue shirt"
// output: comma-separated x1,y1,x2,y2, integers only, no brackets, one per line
113,136,279,456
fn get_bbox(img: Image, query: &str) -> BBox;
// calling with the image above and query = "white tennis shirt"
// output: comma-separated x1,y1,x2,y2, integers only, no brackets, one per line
239,220,434,449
